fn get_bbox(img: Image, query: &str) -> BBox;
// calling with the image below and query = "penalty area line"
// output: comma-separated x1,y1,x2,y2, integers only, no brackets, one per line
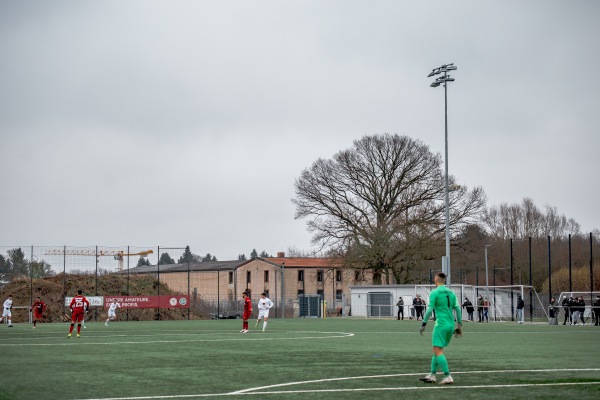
230,367,600,394
75,381,600,400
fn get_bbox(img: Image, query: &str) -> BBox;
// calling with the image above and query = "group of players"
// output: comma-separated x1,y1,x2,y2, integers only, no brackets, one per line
1,291,121,337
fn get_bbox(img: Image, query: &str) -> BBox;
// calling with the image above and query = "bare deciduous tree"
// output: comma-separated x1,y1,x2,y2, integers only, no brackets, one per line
484,198,580,239
293,134,486,283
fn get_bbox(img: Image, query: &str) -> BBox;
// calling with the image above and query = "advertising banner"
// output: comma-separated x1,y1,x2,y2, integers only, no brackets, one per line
64,296,104,307
103,295,190,309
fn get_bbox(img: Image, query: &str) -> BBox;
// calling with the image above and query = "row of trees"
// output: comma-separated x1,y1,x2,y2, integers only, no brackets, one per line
0,248,55,282
293,133,598,290
137,247,274,267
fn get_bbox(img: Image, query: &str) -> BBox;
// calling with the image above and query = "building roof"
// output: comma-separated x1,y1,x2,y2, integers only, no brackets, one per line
260,257,342,268
124,259,251,274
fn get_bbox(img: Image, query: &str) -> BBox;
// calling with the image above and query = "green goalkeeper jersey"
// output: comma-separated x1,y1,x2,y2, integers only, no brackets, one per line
422,285,462,327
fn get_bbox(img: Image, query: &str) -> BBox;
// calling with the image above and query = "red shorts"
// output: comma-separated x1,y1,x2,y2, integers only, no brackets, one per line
243,312,251,321
71,311,84,323
33,313,43,320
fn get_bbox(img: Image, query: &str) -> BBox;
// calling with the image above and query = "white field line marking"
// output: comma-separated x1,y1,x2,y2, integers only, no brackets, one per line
74,368,600,400
241,381,600,395
230,368,600,394
0,331,354,346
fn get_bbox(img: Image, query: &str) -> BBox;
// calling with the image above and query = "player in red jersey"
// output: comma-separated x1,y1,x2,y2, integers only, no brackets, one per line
30,296,46,329
240,291,252,333
68,290,89,338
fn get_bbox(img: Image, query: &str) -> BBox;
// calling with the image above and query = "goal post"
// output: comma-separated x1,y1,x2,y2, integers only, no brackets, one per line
414,284,547,322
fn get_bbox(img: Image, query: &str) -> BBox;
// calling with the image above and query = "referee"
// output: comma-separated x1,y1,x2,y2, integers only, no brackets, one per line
419,272,462,385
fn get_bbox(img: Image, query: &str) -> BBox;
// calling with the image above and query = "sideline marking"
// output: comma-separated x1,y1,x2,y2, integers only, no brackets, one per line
75,368,600,400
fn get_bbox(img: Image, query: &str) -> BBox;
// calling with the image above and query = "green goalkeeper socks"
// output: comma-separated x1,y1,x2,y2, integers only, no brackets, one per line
436,354,450,376
430,355,438,374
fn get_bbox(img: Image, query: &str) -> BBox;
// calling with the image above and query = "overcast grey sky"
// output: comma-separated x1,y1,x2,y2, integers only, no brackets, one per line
1,1,598,261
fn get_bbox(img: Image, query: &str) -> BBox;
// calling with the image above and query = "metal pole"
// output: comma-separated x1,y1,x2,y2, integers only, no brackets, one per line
510,239,514,321
281,262,285,318
548,236,552,299
590,232,594,305
569,234,572,292
485,245,490,311
529,237,533,321
30,245,33,309
95,245,98,322
127,245,130,321
63,245,66,316
187,262,190,320
444,72,451,286
157,246,160,321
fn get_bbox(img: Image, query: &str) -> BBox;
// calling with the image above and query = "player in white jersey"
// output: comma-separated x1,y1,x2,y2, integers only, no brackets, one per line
255,293,273,332
105,300,120,326
2,295,13,327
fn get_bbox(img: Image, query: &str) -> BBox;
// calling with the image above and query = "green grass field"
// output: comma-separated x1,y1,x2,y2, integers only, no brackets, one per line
1,318,599,400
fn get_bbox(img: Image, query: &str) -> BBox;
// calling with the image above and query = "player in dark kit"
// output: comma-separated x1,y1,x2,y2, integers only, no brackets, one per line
240,291,252,333
68,290,89,338
30,296,46,329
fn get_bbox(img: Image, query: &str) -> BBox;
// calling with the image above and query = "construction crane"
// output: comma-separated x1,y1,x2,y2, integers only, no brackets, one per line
44,249,154,271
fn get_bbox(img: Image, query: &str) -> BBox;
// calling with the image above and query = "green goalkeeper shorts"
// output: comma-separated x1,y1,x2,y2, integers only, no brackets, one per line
432,325,454,348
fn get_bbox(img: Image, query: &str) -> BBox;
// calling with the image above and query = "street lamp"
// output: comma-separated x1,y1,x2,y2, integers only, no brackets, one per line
428,63,457,285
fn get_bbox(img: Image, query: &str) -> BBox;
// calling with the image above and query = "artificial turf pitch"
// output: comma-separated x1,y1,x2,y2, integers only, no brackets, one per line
1,318,598,400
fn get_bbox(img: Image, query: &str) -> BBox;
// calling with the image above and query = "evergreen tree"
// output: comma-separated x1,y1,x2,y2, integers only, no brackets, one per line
136,257,150,267
238,254,247,261
259,250,271,258
158,252,175,265
178,246,195,263
250,249,258,259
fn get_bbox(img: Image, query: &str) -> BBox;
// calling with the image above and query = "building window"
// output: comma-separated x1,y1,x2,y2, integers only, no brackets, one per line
317,270,323,282
336,290,343,301
264,290,269,298
317,289,324,298
336,270,342,282
355,271,362,281
246,271,251,284
373,272,382,285
298,270,304,282
264,270,269,283
228,271,234,284
298,290,304,296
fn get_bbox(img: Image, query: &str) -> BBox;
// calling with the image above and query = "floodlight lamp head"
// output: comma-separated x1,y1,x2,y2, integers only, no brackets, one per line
430,81,441,88
446,64,457,71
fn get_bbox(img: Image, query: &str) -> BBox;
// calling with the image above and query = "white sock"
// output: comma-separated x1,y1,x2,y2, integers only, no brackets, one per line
263,321,267,330
8,319,12,325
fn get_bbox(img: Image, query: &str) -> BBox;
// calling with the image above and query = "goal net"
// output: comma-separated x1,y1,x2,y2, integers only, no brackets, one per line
415,284,547,322
555,291,600,324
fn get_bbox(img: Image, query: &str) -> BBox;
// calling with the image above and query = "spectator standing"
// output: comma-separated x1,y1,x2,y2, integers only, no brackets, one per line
548,296,558,325
562,296,571,325
396,297,404,320
477,295,484,322
462,297,474,322
516,295,525,324
593,296,600,326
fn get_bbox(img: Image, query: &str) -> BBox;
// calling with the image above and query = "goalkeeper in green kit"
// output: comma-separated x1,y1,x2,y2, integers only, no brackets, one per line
419,272,462,385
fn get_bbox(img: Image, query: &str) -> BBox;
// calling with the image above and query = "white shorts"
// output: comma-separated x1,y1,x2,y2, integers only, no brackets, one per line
108,310,116,319
2,308,11,318
258,309,270,319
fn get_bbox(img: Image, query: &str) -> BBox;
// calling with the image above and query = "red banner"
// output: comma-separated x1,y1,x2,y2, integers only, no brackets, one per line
103,295,189,309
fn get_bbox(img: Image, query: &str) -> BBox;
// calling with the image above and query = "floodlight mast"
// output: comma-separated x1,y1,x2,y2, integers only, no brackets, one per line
428,63,457,286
